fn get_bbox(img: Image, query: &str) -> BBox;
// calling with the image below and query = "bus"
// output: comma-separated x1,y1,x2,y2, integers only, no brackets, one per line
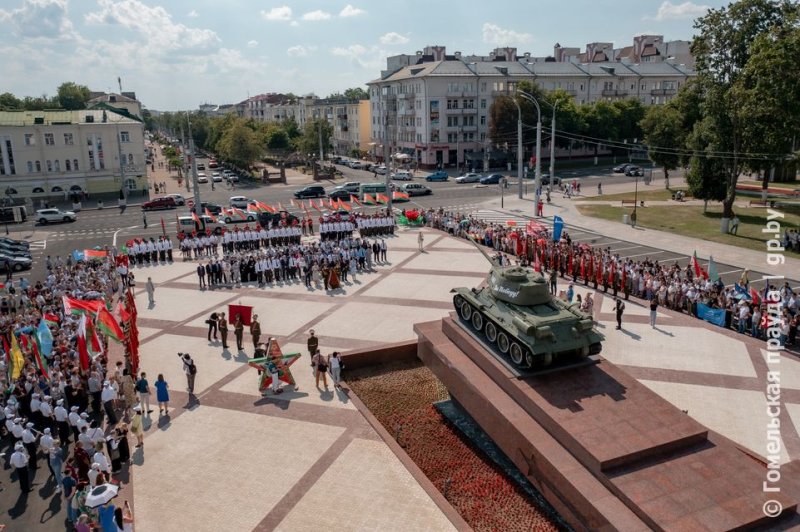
359,182,387,201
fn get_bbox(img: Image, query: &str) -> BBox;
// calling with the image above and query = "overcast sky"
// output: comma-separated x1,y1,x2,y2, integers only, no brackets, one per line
1,0,725,111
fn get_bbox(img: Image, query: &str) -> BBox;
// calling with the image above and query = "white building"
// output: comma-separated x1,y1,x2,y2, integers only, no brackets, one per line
0,108,147,199
556,35,694,68
367,45,695,169
87,92,143,119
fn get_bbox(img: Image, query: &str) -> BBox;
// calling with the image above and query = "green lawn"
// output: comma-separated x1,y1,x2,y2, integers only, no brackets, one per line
578,187,687,202
576,203,800,255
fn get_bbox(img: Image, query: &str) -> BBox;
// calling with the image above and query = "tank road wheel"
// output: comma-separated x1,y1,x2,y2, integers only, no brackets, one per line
459,301,473,321
485,322,498,343
510,343,524,366
542,353,553,366
497,332,510,354
525,351,535,367
471,312,484,332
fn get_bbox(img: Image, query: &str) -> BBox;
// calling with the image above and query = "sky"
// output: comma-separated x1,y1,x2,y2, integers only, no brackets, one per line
0,0,728,111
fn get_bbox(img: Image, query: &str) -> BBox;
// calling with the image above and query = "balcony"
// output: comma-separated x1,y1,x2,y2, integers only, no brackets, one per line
387,93,398,99
461,108,478,115
401,125,416,133
461,125,478,133
337,114,348,120
446,107,463,114
601,89,628,97
401,108,415,116
651,88,677,96
404,92,415,99
446,90,463,97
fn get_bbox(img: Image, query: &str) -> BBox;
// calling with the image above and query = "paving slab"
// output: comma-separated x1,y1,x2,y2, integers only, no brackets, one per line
362,272,480,302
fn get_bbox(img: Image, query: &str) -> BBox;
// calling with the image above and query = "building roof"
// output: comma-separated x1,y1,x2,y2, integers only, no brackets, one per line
0,109,142,127
88,92,138,104
641,45,660,57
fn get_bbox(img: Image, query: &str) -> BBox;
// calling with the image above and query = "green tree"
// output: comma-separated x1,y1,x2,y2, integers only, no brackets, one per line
0,93,23,110
295,118,334,157
217,119,264,166
640,104,683,188
344,87,369,100
545,89,586,153
612,98,645,144
23,94,58,110
279,117,302,141
488,80,547,160
579,100,621,156
56,82,91,110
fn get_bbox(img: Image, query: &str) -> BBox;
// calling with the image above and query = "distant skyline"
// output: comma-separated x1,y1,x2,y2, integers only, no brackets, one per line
1,0,727,111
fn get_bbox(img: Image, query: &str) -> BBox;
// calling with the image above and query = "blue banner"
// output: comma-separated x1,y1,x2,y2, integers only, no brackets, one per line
72,250,84,262
697,302,726,327
553,215,564,241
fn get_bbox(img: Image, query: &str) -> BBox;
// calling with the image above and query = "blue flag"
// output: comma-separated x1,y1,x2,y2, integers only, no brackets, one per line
37,319,53,357
552,215,564,241
72,250,84,262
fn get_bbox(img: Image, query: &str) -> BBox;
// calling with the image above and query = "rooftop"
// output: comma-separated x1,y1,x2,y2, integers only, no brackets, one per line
0,109,142,127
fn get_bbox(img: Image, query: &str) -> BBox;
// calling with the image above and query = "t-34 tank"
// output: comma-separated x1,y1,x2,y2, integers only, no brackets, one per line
452,244,603,369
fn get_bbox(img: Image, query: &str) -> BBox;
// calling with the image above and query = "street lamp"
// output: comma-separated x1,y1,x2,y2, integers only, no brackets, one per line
549,99,559,194
632,172,640,227
513,90,542,207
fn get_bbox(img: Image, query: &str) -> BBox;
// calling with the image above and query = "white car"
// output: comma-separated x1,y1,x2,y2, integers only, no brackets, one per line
211,172,223,182
36,208,77,224
455,173,482,183
221,209,257,224
226,173,240,183
348,161,362,170
229,196,256,209
165,194,186,206
197,173,208,183
392,171,413,181
374,166,388,175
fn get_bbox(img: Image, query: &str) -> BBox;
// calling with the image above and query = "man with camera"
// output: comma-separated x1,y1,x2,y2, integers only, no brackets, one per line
179,353,197,394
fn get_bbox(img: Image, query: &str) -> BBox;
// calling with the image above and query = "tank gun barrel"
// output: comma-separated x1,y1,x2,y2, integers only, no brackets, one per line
470,240,497,265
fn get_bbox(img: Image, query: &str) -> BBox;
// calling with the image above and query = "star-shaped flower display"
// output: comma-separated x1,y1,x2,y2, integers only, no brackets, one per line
247,338,301,392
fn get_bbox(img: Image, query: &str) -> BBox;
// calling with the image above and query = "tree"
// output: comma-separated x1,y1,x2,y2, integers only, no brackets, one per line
579,100,620,156
612,98,645,145
691,0,800,227
279,118,302,141
344,87,369,100
488,80,547,161
295,118,333,157
685,119,728,212
56,82,91,110
22,94,58,111
640,104,683,188
0,93,23,110
216,119,264,167
545,89,586,154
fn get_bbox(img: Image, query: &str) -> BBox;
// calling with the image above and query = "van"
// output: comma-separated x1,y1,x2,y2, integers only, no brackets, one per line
401,183,432,196
177,215,226,234
359,182,387,199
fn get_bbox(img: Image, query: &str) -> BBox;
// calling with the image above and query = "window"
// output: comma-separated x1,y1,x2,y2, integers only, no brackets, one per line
51,186,63,193
35,161,41,172
73,159,79,171
128,154,134,165
5,188,17,195
27,161,33,172
417,134,422,143
591,83,596,90
464,133,474,142
641,83,646,91
446,99,458,109
46,160,53,172
480,133,486,141
580,83,585,91
480,82,487,92
631,83,635,90
447,133,457,143
32,187,44,194
480,116,486,126
24,134,35,146
464,116,475,126
492,82,504,92
64,133,74,145
480,99,487,109
44,133,55,146
66,159,71,171
125,178,137,191
70,185,82,192
464,99,475,109
120,131,131,143
55,160,60,171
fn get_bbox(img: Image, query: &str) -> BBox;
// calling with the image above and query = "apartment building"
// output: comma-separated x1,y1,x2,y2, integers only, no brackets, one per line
240,93,292,122
0,108,147,199
555,35,694,68
199,103,237,117
367,45,694,169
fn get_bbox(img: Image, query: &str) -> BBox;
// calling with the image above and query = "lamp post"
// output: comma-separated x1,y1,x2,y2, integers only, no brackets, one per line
632,172,640,227
549,99,559,193
514,90,542,206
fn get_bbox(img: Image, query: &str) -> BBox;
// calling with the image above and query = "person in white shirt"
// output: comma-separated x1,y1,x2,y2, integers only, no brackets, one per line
10,442,31,492
101,381,118,425
88,462,102,487
22,422,38,470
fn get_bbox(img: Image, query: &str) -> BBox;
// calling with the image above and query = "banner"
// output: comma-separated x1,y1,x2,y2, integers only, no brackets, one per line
552,215,564,241
229,304,253,326
697,302,726,327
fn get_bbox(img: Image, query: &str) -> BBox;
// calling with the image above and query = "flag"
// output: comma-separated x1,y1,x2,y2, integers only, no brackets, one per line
533,249,541,272
362,193,376,205
43,313,59,327
161,216,166,235
580,254,586,278
690,251,708,280
338,199,352,211
29,334,49,380
552,215,564,241
77,314,90,372
175,210,179,224
309,200,322,213
9,333,24,379
232,207,247,218
707,255,720,283
62,296,104,316
621,264,627,289
608,262,615,285
376,193,390,204
749,287,761,305
247,204,259,213
568,252,574,276
350,195,362,206
257,201,275,213
505,221,518,227
37,319,53,357
96,307,125,343
85,317,103,359
83,249,107,261
278,202,287,212
205,208,218,223
191,211,202,227
392,191,410,201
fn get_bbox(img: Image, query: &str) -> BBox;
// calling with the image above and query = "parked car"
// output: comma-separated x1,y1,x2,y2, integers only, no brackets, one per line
211,172,223,182
36,208,78,224
625,166,644,177
141,197,177,211
330,156,345,165
177,215,226,234
613,164,633,173
401,183,432,196
165,194,186,206
374,165,388,175
392,171,413,181
197,163,206,170
209,159,219,169
259,211,299,227
322,209,351,221
362,162,375,172
339,182,362,193
200,202,223,215
455,173,481,184
293,185,326,199
348,161,362,170
0,206,26,223
221,209,257,224
0,242,31,258
328,188,353,200
480,174,504,185
426,171,449,182
0,237,28,249
228,196,256,209
197,173,208,183
540,174,561,186
0,253,32,271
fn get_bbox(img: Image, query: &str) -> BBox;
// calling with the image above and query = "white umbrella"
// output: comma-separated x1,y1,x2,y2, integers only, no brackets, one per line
85,483,120,508
393,153,410,160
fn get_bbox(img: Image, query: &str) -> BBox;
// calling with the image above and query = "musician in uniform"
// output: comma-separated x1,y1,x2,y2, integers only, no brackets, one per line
234,314,244,351
250,315,261,348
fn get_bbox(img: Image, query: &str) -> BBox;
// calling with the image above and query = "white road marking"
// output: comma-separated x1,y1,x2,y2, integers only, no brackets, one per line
113,225,140,246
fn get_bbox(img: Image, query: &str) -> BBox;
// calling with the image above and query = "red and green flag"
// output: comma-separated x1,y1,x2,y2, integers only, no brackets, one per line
84,249,107,261
690,251,708,280
62,296,104,316
362,193,376,205
376,193,390,204
43,313,59,327
96,307,125,344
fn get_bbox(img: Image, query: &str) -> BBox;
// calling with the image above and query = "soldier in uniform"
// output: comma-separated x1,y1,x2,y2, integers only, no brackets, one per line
250,315,261,348
234,314,244,351
218,312,229,349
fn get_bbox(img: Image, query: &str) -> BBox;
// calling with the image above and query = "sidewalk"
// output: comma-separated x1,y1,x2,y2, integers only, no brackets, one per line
481,179,800,280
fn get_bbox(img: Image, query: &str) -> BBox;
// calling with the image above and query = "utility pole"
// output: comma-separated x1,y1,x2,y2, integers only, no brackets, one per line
115,119,128,200
383,83,393,211
186,112,201,217
181,126,190,193
549,100,558,193
517,113,523,199
517,91,542,209
318,117,324,164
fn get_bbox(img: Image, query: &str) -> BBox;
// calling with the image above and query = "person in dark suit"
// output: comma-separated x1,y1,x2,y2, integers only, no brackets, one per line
207,311,219,341
205,262,214,287
197,263,206,289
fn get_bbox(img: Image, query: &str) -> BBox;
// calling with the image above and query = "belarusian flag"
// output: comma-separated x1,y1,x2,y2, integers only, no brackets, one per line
707,255,720,282
256,201,275,213
77,314,90,372
204,208,218,223
232,207,247,218
363,193,376,205
96,307,125,343
338,199,352,211
43,313,59,327
191,211,202,226
350,195,362,206
377,193,390,204
278,202,287,212
85,317,103,359
84,249,107,261
309,200,322,213
29,334,50,380
505,221,518,227
690,251,708,280
392,191,409,201
63,296,104,316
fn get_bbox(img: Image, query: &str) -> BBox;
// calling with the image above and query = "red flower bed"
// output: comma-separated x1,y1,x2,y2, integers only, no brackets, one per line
348,361,563,532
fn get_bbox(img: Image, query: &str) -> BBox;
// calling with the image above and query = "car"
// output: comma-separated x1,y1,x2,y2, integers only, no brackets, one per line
625,166,644,177
613,164,633,173
177,215,226,235
455,173,481,184
0,253,32,271
330,156,345,165
226,173,240,183
540,174,561,186
293,185,326,199
322,209,352,221
197,173,208,183
361,162,375,172
197,163,206,171
374,165,388,175
0,237,28,249
0,206,27,223
36,208,77,224
426,171,449,182
479,174,504,185
200,202,223,215
401,183,432,196
222,169,234,176
211,172,223,182
209,159,219,169
165,194,186,206
141,197,177,211
221,208,257,224
259,211,299,227
229,196,256,209
0,243,32,258
328,188,353,200
348,161,362,170
339,182,362,193
392,171,413,181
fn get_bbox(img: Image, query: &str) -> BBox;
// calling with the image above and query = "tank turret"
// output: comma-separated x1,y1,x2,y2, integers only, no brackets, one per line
452,242,603,369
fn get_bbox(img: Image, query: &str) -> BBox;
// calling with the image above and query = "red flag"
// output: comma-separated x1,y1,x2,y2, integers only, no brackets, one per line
309,200,322,213
96,307,125,343
62,296,104,316
580,254,586,278
533,249,541,272
191,211,202,227
550,248,555,269
350,195,362,206
277,202,287,212
161,216,166,235
568,252,574,276
596,258,603,285
204,208,218,222
622,264,627,288
338,198,352,211
690,251,708,280
749,287,761,305
607,262,615,285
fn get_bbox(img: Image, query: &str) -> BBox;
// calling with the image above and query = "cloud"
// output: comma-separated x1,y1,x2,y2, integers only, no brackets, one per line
247,40,258,48
0,0,76,41
331,44,386,69
261,6,292,21
380,32,408,45
301,10,331,21
290,21,299,27
482,23,532,46
187,9,198,18
85,0,220,53
655,1,710,20
339,5,366,18
287,45,307,57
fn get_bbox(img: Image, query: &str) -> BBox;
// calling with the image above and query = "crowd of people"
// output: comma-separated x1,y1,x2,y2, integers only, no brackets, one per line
423,207,799,348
